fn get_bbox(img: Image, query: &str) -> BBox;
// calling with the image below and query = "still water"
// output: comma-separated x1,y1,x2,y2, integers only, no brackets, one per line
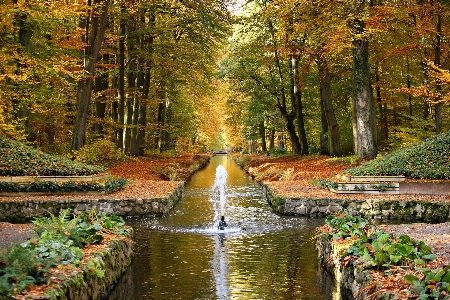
107,155,337,300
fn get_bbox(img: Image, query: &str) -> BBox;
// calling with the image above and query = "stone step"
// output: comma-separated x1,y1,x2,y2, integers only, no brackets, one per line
335,175,405,182
331,182,400,194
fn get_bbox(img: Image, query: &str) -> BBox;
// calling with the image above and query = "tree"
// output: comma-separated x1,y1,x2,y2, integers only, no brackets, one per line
71,0,110,150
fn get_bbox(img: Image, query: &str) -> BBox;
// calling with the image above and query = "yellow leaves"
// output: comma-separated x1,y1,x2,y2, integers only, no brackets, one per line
394,60,450,105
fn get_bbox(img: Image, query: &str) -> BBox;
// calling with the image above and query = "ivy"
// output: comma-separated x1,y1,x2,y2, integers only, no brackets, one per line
0,136,106,176
0,178,127,194
343,131,450,180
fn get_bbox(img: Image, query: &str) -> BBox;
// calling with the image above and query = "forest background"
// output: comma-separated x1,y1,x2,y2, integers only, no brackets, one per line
1,0,449,162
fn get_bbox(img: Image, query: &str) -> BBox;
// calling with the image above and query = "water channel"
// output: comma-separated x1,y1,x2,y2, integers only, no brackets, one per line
107,155,338,300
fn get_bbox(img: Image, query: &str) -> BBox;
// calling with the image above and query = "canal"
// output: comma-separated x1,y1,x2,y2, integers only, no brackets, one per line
107,155,338,299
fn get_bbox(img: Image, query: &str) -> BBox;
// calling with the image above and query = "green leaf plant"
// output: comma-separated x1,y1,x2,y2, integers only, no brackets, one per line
404,266,450,299
0,209,130,297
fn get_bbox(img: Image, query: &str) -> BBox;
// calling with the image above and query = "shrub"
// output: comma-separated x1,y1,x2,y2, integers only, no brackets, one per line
269,148,288,157
0,209,131,297
343,130,450,180
70,140,127,165
0,136,106,176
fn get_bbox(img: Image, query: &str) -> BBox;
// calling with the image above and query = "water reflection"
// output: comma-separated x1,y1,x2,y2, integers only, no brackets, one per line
212,233,228,299
106,155,337,300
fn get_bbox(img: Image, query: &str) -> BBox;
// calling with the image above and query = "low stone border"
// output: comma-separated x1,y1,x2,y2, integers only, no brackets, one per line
0,182,185,222
0,174,111,183
262,184,450,222
14,234,134,300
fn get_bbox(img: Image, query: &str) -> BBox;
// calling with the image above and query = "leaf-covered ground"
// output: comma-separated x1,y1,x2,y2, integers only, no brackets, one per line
0,154,209,251
2,153,450,299
243,154,450,202
0,154,210,202
243,154,450,299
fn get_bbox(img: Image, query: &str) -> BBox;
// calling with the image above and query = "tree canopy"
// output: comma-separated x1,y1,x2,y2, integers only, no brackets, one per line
0,0,449,159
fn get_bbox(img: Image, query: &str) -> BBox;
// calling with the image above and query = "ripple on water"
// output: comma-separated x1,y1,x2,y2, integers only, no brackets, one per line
109,156,334,300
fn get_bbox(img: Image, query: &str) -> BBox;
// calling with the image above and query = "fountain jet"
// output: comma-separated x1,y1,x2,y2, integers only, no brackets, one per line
211,165,228,229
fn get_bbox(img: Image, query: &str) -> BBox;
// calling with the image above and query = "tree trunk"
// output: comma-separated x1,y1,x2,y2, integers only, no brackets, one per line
259,120,267,152
157,99,166,153
116,5,126,150
320,97,329,155
267,19,301,154
317,50,341,156
277,104,301,155
269,129,275,150
124,40,137,154
434,13,442,134
375,67,388,144
291,57,309,155
94,54,109,136
71,0,110,150
351,19,377,160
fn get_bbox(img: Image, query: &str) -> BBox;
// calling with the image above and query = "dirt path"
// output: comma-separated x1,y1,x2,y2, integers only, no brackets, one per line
0,222,36,250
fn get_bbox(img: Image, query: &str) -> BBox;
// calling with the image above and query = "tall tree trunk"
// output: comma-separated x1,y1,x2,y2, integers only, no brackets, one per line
277,104,301,155
137,70,151,155
291,57,309,154
259,120,267,152
116,5,126,150
71,0,110,150
135,8,155,155
13,0,33,138
351,19,377,160
375,66,388,144
267,19,301,154
124,34,137,154
94,54,109,136
406,57,413,116
269,129,275,150
320,97,329,155
434,13,442,134
157,98,166,153
317,49,341,156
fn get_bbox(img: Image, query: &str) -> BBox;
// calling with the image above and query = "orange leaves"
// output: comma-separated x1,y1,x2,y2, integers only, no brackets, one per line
244,154,450,203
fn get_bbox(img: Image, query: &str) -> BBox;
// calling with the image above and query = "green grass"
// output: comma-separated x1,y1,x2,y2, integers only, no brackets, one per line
0,136,106,176
343,130,450,180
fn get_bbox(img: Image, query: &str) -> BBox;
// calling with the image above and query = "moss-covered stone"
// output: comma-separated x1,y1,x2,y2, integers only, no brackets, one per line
14,233,133,300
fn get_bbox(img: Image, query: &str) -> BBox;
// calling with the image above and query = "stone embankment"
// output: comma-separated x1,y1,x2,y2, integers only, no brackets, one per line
315,235,396,300
0,182,184,222
262,183,449,299
16,234,134,300
262,183,450,222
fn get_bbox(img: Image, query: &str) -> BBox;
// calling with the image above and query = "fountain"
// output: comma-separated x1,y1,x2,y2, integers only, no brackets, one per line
210,165,229,297
107,156,334,299
211,165,228,230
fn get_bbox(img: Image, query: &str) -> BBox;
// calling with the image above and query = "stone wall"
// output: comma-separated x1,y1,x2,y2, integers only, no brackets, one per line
0,182,184,222
316,235,396,300
262,183,450,222
29,235,134,300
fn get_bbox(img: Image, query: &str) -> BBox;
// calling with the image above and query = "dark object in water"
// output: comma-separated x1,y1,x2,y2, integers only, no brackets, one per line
218,216,227,230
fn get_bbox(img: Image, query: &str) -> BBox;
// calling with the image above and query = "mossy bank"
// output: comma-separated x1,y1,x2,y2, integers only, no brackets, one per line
0,182,184,222
263,183,450,222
